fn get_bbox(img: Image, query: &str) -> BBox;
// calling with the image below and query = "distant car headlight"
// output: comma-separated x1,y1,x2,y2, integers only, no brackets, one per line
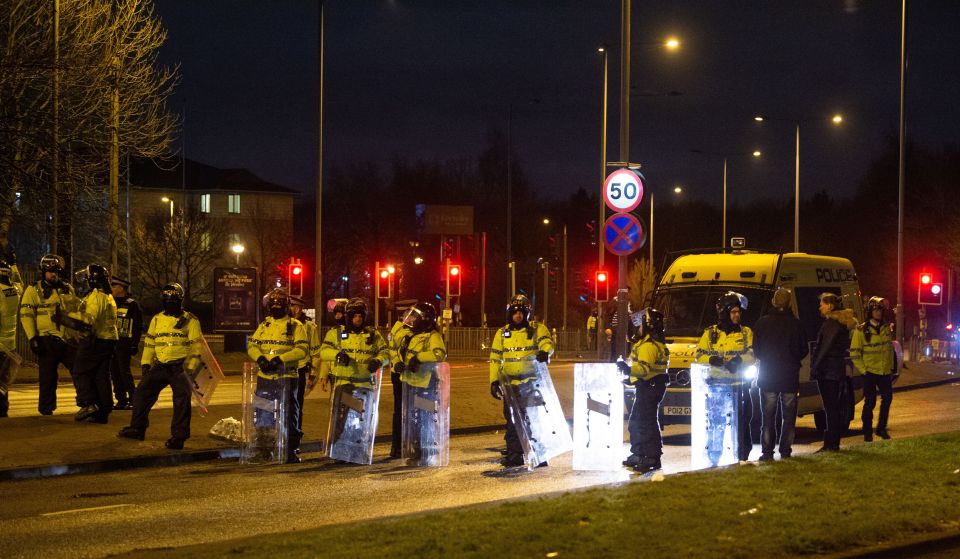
742,364,759,380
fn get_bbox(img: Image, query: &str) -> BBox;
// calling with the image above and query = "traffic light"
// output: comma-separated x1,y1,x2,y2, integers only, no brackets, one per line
287,258,304,297
377,266,393,299
595,270,609,302
918,272,943,305
447,262,462,297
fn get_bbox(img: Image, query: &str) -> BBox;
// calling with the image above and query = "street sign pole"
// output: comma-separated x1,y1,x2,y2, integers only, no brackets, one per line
602,166,645,362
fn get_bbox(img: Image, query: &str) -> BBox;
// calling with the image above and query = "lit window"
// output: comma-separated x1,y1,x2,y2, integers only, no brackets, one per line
228,194,240,214
228,233,241,245
200,194,211,213
200,232,211,251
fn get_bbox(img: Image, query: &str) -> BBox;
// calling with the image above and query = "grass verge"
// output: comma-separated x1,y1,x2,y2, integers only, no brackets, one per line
136,432,960,559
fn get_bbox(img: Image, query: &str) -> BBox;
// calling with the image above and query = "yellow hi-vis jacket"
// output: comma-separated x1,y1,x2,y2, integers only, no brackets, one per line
398,330,447,388
247,316,308,380
142,311,203,366
69,289,119,341
488,322,554,385
628,335,670,383
388,320,412,367
19,280,79,340
320,326,390,388
0,267,23,352
695,324,755,382
295,316,321,370
850,320,895,376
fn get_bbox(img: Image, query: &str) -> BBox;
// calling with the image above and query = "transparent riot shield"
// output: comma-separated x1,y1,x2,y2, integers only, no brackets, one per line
325,368,383,465
691,363,740,469
572,363,624,471
401,362,450,467
499,361,573,469
0,349,22,397
181,336,225,414
239,362,291,465
304,361,329,400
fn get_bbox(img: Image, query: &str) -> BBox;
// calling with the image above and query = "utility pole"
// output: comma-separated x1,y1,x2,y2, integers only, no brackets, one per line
314,1,325,318
110,57,120,274
52,0,60,256
616,0,631,360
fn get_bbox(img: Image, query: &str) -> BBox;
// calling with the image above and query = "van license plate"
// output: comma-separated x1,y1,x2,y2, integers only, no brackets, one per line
664,406,691,416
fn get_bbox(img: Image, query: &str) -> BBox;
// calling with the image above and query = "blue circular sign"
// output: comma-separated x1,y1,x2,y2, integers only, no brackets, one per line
603,213,646,256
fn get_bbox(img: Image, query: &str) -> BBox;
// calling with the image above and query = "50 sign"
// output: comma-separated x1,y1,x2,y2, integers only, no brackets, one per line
603,168,644,213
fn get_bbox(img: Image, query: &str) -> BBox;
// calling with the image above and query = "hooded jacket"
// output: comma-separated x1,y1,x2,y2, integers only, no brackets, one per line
753,306,808,392
810,308,858,382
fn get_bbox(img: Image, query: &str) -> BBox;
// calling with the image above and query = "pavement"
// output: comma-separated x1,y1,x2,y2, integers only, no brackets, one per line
0,356,957,481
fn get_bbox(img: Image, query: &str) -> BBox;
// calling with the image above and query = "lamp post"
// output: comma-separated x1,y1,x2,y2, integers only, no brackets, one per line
160,196,174,226
896,0,908,349
754,114,842,252
690,149,762,248
231,243,245,266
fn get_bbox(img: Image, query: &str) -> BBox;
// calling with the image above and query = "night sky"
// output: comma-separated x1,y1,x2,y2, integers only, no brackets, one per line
153,0,960,208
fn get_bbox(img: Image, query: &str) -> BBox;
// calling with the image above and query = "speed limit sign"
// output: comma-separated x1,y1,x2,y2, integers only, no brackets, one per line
603,168,644,213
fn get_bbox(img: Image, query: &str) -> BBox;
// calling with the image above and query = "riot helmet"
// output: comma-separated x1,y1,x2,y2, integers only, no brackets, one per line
631,307,666,343
266,288,290,320
74,264,111,293
716,291,747,329
39,254,65,282
506,294,532,326
344,297,368,331
865,296,887,316
0,258,11,285
403,302,438,334
161,283,184,315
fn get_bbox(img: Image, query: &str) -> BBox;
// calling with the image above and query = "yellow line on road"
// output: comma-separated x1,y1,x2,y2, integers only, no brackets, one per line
41,504,132,517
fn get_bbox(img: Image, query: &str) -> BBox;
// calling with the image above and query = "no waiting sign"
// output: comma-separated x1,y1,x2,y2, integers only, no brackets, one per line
603,213,646,256
603,168,644,213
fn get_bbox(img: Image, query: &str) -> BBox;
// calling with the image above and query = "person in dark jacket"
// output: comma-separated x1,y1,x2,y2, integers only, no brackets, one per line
753,288,808,461
809,292,858,452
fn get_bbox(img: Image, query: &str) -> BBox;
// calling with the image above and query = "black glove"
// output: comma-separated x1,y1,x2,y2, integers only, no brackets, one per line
256,356,271,372
708,355,724,368
335,350,350,367
536,350,550,363
408,356,421,371
141,364,150,377
29,337,43,356
393,361,405,374
367,358,380,373
490,381,503,400
269,356,284,372
725,355,742,375
617,360,631,376
129,343,139,354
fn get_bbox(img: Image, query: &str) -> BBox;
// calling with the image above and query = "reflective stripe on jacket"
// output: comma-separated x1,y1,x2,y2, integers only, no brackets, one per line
247,317,309,379
142,312,203,365
628,335,669,383
488,322,554,384
319,326,390,387
850,321,894,375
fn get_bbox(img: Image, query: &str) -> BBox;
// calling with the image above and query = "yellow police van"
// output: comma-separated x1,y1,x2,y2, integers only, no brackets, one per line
649,247,866,434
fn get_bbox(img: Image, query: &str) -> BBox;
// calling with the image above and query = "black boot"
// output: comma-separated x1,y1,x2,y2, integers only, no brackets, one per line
634,456,661,473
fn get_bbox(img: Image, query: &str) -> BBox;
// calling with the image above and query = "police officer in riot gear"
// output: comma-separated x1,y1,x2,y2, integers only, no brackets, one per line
618,308,670,472
19,254,79,415
109,277,142,410
0,254,23,417
488,294,555,468
119,283,202,449
248,288,308,463
395,302,447,463
62,264,119,423
851,296,896,441
695,291,756,463
388,309,415,458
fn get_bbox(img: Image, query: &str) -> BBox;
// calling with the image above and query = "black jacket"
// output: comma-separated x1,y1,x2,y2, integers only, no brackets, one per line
810,309,857,382
753,307,808,392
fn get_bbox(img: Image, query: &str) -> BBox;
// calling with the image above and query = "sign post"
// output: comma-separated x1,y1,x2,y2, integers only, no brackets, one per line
602,168,645,360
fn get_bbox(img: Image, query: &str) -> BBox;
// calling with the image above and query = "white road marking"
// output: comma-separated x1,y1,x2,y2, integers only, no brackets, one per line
40,504,132,517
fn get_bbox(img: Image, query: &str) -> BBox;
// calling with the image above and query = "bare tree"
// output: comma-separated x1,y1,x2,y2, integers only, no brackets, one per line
628,256,657,310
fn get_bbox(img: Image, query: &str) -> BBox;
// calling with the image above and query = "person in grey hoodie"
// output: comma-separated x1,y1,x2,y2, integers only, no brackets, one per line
753,288,808,461
809,292,858,452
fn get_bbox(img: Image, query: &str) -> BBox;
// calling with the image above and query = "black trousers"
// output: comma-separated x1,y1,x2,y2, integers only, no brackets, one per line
391,371,402,454
73,339,117,422
110,341,136,405
130,361,192,440
295,366,308,437
627,375,667,457
862,373,893,434
737,385,754,461
818,379,844,450
36,336,76,414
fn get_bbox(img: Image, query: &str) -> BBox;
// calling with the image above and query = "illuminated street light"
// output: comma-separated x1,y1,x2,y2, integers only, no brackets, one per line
673,185,683,194
542,218,550,225
413,256,423,265
160,196,174,225
752,150,762,157
665,37,680,50
231,242,245,266
832,114,844,124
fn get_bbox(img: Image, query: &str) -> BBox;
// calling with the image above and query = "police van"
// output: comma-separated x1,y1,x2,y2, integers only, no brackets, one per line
648,246,866,434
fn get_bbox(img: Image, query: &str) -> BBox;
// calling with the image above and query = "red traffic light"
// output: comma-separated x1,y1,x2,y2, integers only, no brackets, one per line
287,258,304,297
594,270,609,302
376,265,393,299
920,273,932,285
446,262,462,296
449,265,460,276
292,265,302,276
379,269,389,279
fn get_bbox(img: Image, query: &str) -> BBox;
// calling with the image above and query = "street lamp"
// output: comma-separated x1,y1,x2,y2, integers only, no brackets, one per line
541,218,568,329
160,196,174,225
691,149,763,247
753,113,844,252
231,242,245,266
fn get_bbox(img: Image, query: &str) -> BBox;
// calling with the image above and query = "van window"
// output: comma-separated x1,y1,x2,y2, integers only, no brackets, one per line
652,286,772,338
794,286,840,343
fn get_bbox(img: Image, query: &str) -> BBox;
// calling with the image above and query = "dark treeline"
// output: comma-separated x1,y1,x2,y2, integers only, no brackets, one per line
297,132,960,335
